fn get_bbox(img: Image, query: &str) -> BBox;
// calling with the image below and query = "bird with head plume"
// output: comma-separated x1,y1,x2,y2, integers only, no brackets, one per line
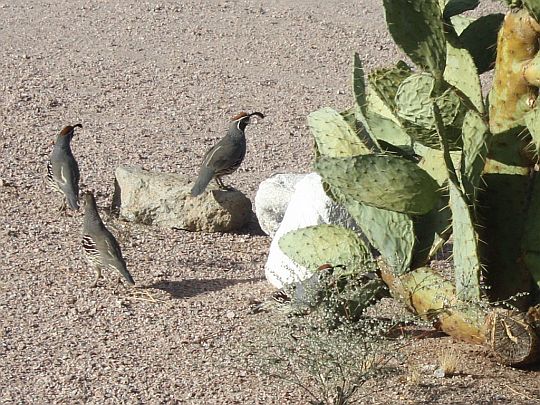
190,111,264,196
46,124,83,211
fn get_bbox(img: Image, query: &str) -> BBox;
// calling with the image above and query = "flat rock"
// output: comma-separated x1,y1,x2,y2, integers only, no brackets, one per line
254,173,307,237
113,165,252,232
264,172,359,288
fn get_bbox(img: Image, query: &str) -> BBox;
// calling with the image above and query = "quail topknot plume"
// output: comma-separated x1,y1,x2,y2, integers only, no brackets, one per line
191,111,264,197
81,191,135,288
47,124,82,211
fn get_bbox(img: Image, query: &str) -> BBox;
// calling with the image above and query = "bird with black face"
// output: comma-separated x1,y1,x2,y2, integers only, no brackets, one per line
191,111,264,197
47,124,82,211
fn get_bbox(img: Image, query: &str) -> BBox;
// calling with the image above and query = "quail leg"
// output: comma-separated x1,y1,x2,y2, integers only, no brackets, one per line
215,177,234,191
90,267,102,288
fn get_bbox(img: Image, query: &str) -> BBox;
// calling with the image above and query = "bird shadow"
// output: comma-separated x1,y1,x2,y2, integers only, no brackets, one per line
144,277,263,299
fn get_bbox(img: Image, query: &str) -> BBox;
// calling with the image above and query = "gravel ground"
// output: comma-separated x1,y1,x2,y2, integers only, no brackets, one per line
1,0,539,403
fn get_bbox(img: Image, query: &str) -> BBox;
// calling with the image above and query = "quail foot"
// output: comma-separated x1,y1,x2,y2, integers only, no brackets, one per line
191,111,264,196
47,124,82,212
81,191,135,288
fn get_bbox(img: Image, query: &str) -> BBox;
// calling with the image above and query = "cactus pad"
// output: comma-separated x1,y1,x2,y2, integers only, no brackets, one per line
315,155,441,215
308,107,371,157
383,0,446,78
278,224,373,274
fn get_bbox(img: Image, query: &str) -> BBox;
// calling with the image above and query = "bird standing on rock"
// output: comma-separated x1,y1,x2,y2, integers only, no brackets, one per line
81,191,135,288
47,124,82,211
191,111,264,197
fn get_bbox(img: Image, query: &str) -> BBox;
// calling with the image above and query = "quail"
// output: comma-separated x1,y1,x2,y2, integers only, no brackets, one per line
81,191,135,288
47,124,82,211
191,111,264,197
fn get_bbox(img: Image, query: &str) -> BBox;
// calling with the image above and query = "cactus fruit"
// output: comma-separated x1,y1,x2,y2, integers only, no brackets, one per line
315,155,441,215
308,107,371,157
278,225,374,274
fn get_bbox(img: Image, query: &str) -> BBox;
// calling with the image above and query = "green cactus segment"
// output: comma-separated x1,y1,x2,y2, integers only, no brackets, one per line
353,52,367,111
523,52,540,87
363,110,412,151
522,175,540,290
368,61,412,121
366,90,397,123
414,143,461,186
381,266,486,344
383,0,446,78
451,15,475,35
395,73,461,129
308,107,371,157
314,155,441,215
461,110,490,201
523,0,540,22
411,198,452,267
436,105,482,301
442,0,479,19
478,174,532,309
444,42,484,113
278,224,373,274
459,14,504,74
525,107,540,159
342,198,414,275
449,180,482,301
395,73,436,128
484,127,531,170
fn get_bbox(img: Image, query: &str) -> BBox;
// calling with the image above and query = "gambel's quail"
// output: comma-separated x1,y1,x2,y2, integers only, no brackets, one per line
81,191,135,288
191,111,264,197
47,124,82,211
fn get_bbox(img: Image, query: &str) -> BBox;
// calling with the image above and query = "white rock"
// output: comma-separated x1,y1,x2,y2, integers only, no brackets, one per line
264,173,359,288
254,173,307,236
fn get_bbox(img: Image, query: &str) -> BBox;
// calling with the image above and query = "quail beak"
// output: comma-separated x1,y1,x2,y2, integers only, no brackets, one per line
248,112,264,124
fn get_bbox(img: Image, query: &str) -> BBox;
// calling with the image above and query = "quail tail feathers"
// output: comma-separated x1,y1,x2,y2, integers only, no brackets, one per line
82,192,135,287
191,166,215,197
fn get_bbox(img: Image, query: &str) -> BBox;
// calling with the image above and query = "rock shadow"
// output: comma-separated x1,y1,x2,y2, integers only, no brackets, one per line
147,277,262,299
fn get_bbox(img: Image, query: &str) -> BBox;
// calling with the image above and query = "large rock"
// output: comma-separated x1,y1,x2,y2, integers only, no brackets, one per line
113,166,252,232
254,173,307,237
264,173,359,288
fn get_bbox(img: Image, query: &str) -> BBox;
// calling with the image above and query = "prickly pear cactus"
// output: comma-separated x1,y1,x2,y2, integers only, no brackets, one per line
308,107,371,157
383,0,447,79
278,225,374,274
314,155,440,215
276,0,540,366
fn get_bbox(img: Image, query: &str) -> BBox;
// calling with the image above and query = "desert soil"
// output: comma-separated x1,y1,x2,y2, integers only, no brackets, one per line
1,0,539,404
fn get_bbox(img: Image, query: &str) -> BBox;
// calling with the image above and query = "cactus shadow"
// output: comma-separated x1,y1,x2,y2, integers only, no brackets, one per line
146,277,263,299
